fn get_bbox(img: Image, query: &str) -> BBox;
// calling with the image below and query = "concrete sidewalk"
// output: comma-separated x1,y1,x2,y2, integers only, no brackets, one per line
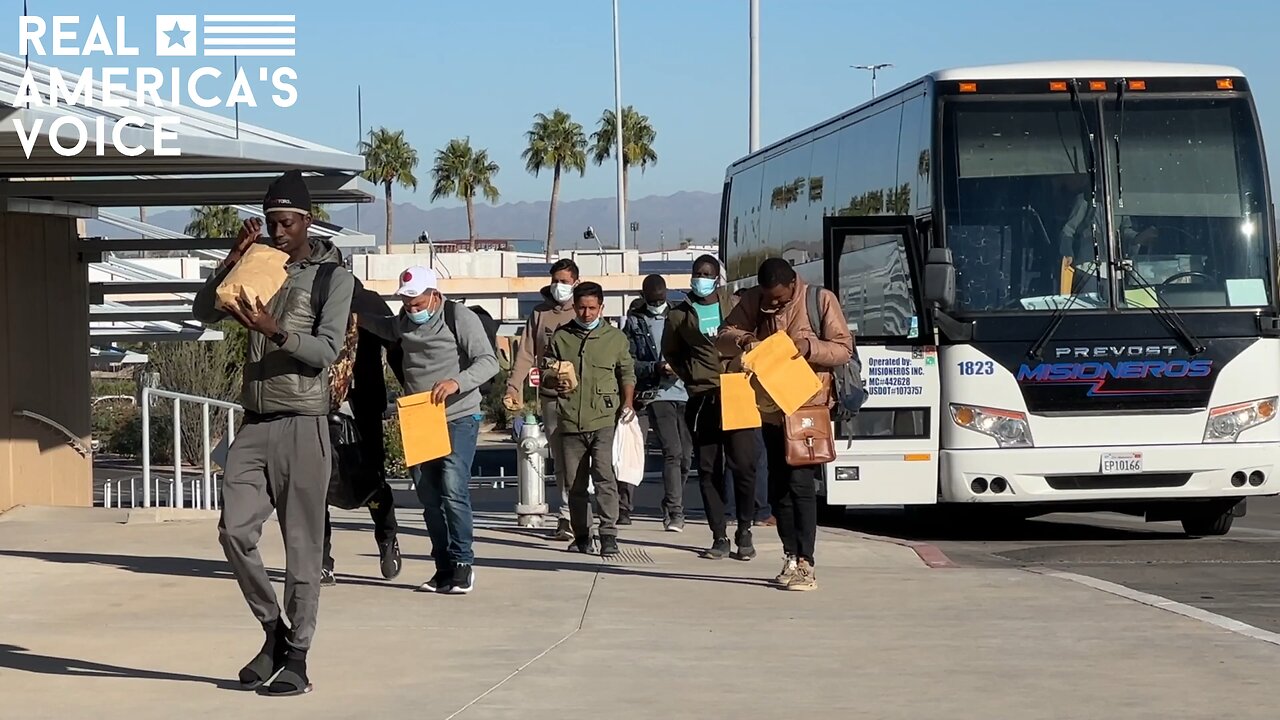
1,499,1279,719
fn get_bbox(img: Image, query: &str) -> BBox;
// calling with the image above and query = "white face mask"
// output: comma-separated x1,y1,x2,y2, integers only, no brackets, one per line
551,282,574,304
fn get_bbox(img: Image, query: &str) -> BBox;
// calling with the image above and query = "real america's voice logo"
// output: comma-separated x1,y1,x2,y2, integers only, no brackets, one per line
13,14,299,158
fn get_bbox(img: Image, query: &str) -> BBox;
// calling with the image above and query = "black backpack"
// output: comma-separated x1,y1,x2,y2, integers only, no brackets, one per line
804,284,867,423
310,261,383,509
443,301,501,398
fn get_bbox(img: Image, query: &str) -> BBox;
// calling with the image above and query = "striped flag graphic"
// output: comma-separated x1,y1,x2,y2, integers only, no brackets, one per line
200,14,295,57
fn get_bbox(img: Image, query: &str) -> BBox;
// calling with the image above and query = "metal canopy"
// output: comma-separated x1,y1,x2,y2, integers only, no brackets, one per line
4,173,375,207
0,53,366,176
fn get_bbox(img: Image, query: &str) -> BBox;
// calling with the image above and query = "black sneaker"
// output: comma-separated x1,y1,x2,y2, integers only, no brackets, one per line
599,535,620,557
418,567,452,593
704,537,731,560
734,528,757,561
567,540,591,554
617,512,633,526
319,568,336,587
664,516,685,533
447,564,475,595
378,538,402,580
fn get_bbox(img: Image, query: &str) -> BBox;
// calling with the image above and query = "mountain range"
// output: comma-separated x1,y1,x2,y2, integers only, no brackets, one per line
91,190,723,252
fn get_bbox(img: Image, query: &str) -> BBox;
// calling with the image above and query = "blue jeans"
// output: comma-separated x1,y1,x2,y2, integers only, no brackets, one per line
412,416,479,568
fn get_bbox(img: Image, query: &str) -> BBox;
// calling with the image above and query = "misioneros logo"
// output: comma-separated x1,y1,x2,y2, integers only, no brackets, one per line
13,14,298,158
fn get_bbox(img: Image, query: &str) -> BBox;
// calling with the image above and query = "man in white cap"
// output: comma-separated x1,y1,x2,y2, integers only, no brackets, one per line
358,266,498,595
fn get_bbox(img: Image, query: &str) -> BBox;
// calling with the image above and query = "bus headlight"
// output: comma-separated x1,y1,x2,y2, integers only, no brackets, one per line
1204,397,1277,443
950,404,1034,448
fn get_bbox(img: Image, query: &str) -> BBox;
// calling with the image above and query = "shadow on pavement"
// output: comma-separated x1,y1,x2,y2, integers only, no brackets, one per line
829,509,1188,544
0,550,416,591
400,552,772,588
0,644,240,689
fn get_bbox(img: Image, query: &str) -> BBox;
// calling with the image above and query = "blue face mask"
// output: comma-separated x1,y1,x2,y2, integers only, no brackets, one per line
690,277,717,298
407,308,432,325
576,317,601,331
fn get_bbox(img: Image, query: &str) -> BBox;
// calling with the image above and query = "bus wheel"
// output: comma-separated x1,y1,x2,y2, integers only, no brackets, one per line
1181,508,1235,537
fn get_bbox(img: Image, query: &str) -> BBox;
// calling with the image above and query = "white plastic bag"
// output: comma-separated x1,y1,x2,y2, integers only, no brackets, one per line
612,413,646,487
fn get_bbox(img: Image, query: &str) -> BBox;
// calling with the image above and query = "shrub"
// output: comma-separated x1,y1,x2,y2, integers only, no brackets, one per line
106,407,174,465
382,416,407,479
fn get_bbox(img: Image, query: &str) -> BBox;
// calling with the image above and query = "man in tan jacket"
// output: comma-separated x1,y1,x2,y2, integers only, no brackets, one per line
506,258,580,540
718,258,853,591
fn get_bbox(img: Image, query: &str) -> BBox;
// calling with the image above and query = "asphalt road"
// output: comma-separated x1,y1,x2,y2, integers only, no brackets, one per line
841,496,1280,634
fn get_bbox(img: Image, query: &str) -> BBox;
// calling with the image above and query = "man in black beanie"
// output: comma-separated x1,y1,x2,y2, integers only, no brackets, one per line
194,169,355,696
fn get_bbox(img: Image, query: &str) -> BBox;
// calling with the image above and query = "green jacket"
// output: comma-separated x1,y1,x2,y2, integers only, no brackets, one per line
663,289,737,397
548,321,636,434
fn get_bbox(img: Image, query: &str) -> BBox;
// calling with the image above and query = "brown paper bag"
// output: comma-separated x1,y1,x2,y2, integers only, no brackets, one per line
214,244,290,311
550,360,579,394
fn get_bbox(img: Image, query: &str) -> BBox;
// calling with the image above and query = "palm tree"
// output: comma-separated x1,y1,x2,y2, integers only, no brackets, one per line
590,105,658,220
359,127,419,254
184,205,242,238
522,109,587,261
430,138,501,252
310,204,330,223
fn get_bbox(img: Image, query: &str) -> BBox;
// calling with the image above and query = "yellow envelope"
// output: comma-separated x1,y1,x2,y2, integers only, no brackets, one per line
397,391,452,466
720,373,762,430
742,332,822,416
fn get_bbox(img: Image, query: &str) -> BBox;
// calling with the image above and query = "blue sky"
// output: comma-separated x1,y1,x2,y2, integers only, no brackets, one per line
11,0,1280,208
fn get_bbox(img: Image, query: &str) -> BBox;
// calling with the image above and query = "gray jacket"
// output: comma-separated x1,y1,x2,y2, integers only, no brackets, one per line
194,239,355,417
359,301,499,423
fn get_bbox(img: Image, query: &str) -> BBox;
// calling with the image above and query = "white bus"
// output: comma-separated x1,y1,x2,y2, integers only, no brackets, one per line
720,61,1277,536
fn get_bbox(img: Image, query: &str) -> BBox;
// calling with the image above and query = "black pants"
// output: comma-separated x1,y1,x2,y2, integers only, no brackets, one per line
687,393,758,540
619,400,691,520
322,482,398,572
761,422,818,564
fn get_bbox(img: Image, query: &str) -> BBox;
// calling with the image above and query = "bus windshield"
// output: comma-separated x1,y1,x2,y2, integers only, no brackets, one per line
942,97,1112,313
1106,96,1272,310
942,94,1273,314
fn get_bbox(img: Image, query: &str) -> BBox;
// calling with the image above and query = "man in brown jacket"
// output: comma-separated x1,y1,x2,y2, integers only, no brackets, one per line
506,258,581,540
718,258,853,591
664,255,760,560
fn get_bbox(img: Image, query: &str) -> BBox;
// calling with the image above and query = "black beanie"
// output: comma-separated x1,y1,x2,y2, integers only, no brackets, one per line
263,169,311,215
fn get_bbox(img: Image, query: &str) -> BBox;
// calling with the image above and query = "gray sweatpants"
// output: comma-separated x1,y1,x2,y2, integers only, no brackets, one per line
218,414,330,651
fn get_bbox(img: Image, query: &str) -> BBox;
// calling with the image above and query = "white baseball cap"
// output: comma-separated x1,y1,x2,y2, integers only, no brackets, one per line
396,266,439,298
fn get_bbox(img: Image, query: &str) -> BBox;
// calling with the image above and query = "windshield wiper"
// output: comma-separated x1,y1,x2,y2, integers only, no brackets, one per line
1117,259,1207,355
1114,79,1128,210
1028,79,1104,361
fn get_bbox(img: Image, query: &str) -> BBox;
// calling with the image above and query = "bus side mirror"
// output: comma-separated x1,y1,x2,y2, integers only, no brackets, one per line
923,247,956,312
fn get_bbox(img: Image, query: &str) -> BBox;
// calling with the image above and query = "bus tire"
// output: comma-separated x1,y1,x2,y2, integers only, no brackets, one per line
1181,509,1234,537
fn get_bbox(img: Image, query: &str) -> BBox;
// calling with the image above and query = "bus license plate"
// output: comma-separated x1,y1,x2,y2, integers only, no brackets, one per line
1101,452,1143,475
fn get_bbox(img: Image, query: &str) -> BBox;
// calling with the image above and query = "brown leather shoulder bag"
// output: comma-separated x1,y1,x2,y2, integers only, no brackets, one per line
783,404,836,466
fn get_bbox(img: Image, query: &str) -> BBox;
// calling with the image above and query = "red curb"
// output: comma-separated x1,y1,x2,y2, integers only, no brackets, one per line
856,533,959,568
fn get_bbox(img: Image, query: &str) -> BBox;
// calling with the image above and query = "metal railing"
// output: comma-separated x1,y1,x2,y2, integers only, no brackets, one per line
141,386,241,509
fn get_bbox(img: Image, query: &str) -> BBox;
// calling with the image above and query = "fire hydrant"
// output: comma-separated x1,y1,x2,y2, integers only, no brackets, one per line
516,414,549,527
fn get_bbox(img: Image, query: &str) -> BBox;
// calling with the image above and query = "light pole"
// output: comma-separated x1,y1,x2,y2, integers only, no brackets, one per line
851,63,893,98
749,0,760,152
612,0,627,252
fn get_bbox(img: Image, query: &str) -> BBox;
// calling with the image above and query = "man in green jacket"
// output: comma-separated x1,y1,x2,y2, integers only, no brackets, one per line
547,281,636,557
663,254,759,561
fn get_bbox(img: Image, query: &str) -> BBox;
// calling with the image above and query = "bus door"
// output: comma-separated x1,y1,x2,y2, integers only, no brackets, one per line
821,216,941,506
